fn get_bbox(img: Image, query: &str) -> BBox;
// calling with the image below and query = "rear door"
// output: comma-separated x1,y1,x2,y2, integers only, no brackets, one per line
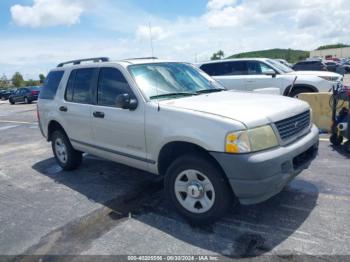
90,66,147,169
59,68,98,145
200,61,248,91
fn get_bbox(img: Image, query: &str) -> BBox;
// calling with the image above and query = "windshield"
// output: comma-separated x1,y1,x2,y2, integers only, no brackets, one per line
267,59,294,73
129,63,224,100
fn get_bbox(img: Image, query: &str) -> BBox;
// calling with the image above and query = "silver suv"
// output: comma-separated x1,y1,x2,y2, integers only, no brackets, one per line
38,57,319,224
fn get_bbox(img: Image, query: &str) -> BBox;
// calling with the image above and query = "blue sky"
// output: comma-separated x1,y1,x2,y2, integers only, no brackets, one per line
0,0,349,79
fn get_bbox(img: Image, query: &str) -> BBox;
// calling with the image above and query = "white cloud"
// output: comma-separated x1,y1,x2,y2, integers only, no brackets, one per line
136,25,168,41
207,0,237,10
10,0,87,27
3,0,350,79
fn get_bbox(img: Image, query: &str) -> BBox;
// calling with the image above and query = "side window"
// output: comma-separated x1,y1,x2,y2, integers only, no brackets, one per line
73,69,95,104
65,71,75,102
200,63,225,76
39,71,64,100
65,68,95,104
97,68,133,107
227,61,248,75
247,61,274,75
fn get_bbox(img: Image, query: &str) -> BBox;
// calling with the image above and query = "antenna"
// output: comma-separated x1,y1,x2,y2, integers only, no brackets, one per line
149,22,155,58
148,22,160,111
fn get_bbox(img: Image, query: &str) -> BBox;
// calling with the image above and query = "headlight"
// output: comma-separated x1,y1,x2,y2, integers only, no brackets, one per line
318,76,340,82
225,125,279,153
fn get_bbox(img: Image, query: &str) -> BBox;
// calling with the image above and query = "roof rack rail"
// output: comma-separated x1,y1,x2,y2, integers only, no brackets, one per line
57,57,110,67
122,57,158,61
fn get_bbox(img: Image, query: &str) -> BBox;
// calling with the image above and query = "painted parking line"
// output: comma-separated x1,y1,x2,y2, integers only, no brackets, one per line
0,120,36,125
319,138,330,142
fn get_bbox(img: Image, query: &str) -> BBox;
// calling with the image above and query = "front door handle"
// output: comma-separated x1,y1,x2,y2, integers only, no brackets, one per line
59,106,68,112
93,111,105,118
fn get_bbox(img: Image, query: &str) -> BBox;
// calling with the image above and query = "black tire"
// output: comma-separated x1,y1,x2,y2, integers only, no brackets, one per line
51,130,82,171
165,154,233,224
330,134,343,146
9,98,15,105
344,141,350,153
289,87,314,98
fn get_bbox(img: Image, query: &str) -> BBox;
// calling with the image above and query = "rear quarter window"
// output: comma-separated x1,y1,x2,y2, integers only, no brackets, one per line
39,71,64,100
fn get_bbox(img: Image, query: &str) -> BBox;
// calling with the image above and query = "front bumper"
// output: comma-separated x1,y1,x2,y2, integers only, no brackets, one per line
210,125,319,205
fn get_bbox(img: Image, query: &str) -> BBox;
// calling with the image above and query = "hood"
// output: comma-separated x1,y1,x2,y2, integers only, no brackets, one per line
159,91,310,128
286,70,341,77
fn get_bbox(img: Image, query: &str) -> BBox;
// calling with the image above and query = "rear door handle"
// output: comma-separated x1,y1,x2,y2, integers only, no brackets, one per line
93,111,105,118
59,106,68,112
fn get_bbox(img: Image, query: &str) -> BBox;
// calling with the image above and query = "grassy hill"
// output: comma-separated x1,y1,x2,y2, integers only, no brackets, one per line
316,44,350,50
226,48,310,63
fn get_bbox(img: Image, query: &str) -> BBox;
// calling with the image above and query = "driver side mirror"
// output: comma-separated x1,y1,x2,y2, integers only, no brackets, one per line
115,93,138,110
264,69,277,78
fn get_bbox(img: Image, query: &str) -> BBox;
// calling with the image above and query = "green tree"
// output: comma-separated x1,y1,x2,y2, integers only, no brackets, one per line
25,79,39,86
0,74,9,89
39,74,46,84
210,50,225,60
11,72,24,87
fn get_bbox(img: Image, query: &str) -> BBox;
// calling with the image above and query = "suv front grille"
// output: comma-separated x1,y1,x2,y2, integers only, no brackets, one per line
275,111,310,141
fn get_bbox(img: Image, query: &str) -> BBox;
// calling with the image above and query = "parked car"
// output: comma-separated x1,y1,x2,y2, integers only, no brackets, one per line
197,58,342,97
0,89,15,100
325,61,345,75
292,60,328,71
9,86,41,104
275,59,292,68
341,62,350,73
38,57,319,224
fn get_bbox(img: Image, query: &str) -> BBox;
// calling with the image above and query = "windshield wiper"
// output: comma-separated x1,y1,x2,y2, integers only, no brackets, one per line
196,89,225,94
150,92,196,100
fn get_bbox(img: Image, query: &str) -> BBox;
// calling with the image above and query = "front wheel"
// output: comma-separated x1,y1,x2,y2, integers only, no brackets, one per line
289,87,313,98
51,130,82,171
165,154,234,224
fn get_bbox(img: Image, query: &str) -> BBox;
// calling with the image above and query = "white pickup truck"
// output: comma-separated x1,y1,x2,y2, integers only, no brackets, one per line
197,58,343,97
38,58,319,224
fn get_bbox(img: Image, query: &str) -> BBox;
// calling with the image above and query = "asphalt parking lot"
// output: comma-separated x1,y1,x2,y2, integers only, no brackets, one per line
0,99,350,259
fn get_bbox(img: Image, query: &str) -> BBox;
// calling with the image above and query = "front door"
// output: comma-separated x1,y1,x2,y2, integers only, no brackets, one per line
245,61,282,92
90,67,147,169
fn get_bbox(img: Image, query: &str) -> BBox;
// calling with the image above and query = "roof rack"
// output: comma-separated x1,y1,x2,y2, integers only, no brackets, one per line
57,57,110,67
122,57,158,61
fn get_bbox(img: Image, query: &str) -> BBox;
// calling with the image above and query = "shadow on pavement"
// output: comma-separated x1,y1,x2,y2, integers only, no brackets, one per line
330,144,350,159
31,155,319,257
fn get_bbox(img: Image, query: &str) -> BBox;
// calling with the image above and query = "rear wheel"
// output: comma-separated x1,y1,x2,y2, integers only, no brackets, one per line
9,98,15,105
51,130,82,171
165,154,233,224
